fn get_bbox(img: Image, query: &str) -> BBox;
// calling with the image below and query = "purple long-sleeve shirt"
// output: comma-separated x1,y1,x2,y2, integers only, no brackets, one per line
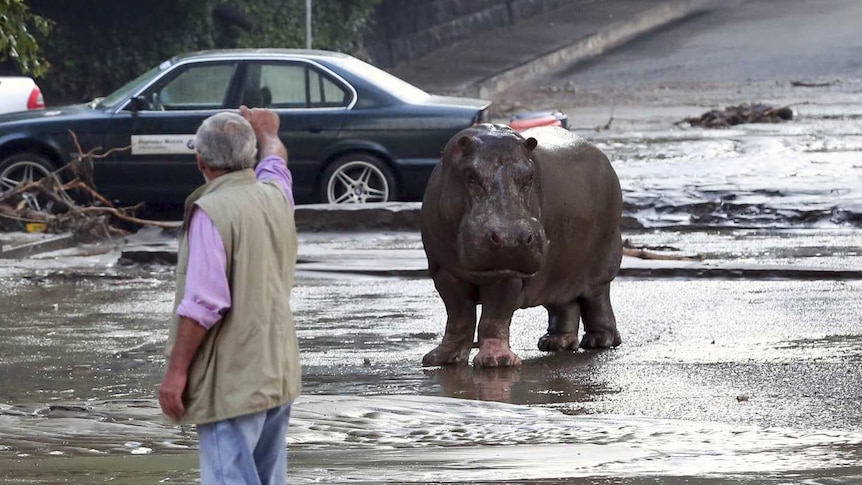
176,155,294,329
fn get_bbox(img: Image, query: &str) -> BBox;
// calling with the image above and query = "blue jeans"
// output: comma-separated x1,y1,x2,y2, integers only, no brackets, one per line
197,403,292,485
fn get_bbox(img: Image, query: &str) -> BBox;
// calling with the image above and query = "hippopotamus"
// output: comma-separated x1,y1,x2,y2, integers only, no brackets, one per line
420,123,623,367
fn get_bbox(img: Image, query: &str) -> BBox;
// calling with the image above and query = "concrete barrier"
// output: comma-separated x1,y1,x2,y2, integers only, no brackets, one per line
295,202,423,232
0,234,76,259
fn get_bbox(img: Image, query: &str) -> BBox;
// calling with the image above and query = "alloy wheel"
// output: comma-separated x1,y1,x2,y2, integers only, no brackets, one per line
326,160,391,204
0,160,54,212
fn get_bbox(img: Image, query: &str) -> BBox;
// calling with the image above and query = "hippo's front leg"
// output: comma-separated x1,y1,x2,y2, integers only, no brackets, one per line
423,268,477,366
474,278,523,367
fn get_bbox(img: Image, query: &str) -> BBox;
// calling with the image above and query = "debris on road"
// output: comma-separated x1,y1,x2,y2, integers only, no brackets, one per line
790,80,834,88
508,110,568,132
678,103,793,128
0,131,175,241
623,239,703,262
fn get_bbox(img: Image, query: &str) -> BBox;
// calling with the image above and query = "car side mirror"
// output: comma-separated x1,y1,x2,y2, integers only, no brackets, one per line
128,96,148,113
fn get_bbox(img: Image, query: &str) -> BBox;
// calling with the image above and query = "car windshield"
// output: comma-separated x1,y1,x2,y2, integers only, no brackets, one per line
339,56,430,103
95,63,168,109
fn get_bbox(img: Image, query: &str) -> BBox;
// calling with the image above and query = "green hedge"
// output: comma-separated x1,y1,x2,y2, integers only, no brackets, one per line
28,0,380,105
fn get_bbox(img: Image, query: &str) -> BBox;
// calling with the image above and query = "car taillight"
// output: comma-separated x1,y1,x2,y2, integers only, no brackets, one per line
27,86,45,110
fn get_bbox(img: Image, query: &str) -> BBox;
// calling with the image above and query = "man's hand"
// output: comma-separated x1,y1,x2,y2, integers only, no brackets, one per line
241,105,280,139
159,369,188,420
241,105,288,161
160,317,208,422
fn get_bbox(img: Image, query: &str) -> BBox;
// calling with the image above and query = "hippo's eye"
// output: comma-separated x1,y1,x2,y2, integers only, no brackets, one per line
465,172,482,188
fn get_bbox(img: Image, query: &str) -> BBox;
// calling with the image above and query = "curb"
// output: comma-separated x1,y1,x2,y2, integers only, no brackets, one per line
117,248,178,266
295,203,422,232
473,0,716,98
293,203,644,233
0,234,77,259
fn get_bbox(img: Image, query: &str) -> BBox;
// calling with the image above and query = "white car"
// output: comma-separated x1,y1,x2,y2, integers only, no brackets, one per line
0,76,45,114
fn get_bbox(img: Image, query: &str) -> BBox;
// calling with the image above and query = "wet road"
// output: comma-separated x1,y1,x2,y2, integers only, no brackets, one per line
1,227,862,483
500,1,862,230
3,107,862,484
547,0,862,88
3,142,862,479
3,1,862,482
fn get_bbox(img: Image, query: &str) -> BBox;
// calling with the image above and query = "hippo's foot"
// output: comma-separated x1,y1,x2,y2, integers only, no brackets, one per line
422,345,471,367
473,339,522,367
579,329,622,349
537,332,580,352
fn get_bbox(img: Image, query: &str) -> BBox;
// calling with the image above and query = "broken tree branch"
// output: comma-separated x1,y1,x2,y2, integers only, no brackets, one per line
0,131,178,241
75,207,180,230
622,247,703,262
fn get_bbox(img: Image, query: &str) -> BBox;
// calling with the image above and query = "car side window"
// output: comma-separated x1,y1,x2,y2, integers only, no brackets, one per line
147,63,236,111
307,69,348,107
242,62,348,109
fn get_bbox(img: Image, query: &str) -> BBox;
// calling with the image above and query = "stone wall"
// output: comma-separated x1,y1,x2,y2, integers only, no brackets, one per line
364,0,573,68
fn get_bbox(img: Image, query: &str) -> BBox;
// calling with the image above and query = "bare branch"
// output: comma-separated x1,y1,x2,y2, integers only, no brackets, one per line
622,247,703,262
0,131,171,241
75,207,181,230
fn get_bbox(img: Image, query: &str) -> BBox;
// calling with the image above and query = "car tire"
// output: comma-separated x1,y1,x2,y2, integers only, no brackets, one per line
320,153,397,204
0,152,58,211
0,152,56,190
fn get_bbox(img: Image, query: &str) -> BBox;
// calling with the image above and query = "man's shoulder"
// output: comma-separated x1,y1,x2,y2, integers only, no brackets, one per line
199,181,289,217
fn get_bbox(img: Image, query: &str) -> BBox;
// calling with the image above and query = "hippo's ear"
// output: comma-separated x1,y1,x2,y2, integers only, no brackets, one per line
524,137,538,152
455,135,474,155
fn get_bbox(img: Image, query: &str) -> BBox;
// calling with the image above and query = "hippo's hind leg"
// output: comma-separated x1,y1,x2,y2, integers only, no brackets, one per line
423,268,477,366
537,302,582,351
579,282,621,349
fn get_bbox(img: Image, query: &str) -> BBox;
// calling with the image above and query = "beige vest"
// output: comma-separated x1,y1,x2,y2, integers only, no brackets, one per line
165,169,301,425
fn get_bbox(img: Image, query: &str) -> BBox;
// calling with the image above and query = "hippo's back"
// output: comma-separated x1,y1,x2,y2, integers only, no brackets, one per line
520,126,621,222
521,125,594,156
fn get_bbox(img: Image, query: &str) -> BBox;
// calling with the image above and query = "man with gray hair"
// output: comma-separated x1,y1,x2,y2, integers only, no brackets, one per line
159,106,300,485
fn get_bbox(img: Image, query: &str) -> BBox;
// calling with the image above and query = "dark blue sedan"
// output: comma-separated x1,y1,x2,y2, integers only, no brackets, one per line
0,49,491,206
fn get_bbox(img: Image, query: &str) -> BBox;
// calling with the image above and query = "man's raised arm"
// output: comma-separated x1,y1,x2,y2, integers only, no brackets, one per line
241,105,288,162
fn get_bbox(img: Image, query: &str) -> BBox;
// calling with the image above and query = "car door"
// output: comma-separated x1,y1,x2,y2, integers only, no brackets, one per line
237,60,349,203
96,61,240,205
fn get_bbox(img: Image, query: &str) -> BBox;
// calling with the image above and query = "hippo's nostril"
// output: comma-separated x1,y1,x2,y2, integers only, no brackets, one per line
525,233,534,245
489,230,501,245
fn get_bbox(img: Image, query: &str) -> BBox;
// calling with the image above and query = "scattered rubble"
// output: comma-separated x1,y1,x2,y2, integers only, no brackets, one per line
790,80,834,88
678,103,793,128
622,239,703,262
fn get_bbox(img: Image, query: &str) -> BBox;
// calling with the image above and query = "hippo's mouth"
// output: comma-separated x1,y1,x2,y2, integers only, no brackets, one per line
463,268,539,279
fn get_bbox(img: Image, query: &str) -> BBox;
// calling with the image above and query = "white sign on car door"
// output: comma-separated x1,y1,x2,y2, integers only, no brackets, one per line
131,134,196,155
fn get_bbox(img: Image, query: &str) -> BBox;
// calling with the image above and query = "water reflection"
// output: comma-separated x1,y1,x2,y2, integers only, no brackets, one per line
426,366,522,402
426,353,614,406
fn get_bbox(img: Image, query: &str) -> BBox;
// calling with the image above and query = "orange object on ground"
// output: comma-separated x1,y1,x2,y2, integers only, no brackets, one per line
509,111,568,132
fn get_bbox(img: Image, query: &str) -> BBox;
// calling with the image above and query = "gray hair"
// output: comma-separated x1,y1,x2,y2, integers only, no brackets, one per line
194,112,258,171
